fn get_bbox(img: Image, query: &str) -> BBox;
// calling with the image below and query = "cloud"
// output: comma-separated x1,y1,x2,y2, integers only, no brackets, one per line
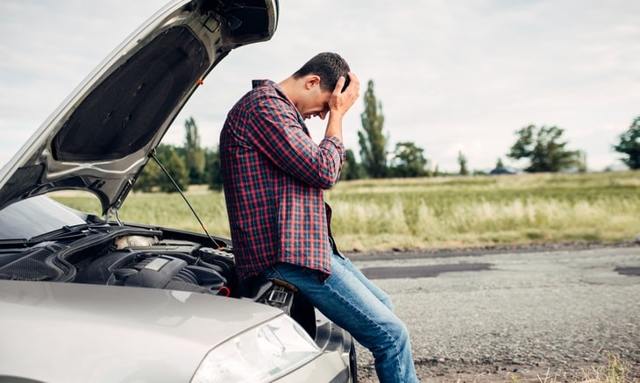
1,0,639,171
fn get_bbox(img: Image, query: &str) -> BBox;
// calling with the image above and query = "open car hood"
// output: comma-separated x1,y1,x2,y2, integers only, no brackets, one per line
0,0,278,216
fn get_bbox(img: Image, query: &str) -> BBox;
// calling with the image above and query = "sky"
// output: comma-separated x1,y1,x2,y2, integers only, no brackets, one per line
1,0,639,172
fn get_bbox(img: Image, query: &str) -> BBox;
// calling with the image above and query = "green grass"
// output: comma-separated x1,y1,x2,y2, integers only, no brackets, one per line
51,171,640,252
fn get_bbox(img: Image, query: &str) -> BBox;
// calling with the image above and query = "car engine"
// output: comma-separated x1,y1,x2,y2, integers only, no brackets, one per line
0,234,237,296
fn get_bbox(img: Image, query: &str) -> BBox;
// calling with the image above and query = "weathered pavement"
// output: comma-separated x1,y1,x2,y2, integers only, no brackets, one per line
349,246,640,382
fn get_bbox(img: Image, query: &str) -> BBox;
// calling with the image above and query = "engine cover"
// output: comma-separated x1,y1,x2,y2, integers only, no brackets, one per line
78,250,227,294
117,256,187,289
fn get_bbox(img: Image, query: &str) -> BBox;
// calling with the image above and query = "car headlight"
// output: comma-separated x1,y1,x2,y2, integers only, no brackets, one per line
191,314,321,383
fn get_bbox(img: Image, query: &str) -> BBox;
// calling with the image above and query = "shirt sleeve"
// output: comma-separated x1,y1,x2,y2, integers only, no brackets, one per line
246,93,345,189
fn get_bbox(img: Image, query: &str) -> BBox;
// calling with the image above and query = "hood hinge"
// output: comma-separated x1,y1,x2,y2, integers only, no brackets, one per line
105,206,123,226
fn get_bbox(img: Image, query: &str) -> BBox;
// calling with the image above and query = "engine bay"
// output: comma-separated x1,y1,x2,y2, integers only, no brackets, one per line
75,239,236,295
0,224,320,339
0,228,237,297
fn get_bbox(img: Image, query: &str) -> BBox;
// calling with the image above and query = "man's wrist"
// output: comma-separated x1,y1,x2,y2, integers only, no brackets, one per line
329,109,345,120
325,111,344,142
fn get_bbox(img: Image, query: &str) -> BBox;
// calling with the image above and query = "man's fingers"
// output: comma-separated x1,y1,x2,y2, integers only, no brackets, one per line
346,72,360,97
329,73,359,114
348,72,360,87
333,76,346,96
348,72,359,86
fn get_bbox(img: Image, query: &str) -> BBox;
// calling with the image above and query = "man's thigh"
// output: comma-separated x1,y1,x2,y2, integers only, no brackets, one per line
263,256,402,351
334,254,394,311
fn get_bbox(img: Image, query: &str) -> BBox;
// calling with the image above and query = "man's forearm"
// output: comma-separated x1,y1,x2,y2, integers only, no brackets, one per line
325,72,360,144
325,111,344,143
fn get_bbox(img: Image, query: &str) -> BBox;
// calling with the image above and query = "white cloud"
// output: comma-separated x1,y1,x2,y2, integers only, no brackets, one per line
1,0,639,171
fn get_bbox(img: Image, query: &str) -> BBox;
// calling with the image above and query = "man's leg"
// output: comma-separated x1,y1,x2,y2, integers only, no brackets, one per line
262,253,419,383
333,253,394,311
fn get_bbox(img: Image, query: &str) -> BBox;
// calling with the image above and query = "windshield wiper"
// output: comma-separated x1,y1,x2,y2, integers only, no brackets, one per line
0,238,29,248
24,223,98,245
0,223,109,247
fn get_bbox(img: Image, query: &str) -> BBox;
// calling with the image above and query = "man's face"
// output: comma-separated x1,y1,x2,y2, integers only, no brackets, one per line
298,75,332,120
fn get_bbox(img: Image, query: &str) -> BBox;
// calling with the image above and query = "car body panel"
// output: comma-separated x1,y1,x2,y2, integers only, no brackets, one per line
0,0,278,215
0,280,282,383
273,351,350,383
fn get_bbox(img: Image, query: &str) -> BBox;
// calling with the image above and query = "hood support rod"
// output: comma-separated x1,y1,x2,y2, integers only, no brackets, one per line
150,150,217,247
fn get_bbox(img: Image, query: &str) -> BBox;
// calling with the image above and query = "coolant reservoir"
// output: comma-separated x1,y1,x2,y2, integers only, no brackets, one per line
114,235,158,249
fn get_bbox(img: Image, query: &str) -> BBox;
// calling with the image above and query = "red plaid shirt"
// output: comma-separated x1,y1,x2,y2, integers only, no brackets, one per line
220,80,345,281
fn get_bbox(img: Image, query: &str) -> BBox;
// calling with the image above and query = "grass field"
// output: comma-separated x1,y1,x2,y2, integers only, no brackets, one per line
51,171,640,252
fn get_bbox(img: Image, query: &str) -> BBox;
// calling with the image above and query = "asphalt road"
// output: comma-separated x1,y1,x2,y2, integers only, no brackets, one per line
349,246,640,382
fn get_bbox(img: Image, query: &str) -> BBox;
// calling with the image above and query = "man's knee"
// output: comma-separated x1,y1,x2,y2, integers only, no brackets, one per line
388,319,409,346
368,316,410,355
380,294,395,312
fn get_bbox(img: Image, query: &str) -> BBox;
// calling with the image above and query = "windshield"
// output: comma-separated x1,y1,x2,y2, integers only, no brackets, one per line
0,195,88,240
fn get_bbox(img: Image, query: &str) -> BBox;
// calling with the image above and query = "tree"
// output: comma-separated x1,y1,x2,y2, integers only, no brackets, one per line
134,159,161,192
205,147,224,190
490,157,511,175
507,124,580,172
340,149,364,180
576,150,588,173
390,141,428,177
613,116,640,169
358,80,388,178
432,164,441,177
184,117,206,184
155,144,189,192
457,151,469,176
133,144,189,192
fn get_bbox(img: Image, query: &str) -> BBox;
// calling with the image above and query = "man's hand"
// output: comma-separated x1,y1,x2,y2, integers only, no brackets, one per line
324,72,360,143
329,72,360,118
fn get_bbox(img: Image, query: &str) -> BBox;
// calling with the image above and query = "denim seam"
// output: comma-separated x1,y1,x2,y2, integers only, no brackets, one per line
337,255,394,312
322,277,405,380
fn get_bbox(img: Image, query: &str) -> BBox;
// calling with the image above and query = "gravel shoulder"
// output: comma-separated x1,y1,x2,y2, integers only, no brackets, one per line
349,245,640,382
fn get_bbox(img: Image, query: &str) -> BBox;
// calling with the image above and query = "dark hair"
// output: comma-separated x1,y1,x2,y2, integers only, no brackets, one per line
292,52,350,92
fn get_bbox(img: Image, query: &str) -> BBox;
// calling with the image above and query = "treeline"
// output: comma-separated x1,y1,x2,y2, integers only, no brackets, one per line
343,80,640,179
134,117,222,192
342,80,433,180
136,80,640,192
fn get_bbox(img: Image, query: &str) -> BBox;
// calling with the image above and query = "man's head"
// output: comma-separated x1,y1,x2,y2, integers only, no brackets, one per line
280,52,350,120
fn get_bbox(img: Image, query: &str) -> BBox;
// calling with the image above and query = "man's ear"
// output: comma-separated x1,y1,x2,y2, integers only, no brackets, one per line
304,75,321,90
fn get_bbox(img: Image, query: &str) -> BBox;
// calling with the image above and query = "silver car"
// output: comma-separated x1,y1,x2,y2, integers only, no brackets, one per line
0,1,356,382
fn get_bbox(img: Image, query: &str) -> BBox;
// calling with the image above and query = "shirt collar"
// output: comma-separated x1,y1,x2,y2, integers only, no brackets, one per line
251,79,308,133
252,79,290,102
251,79,273,89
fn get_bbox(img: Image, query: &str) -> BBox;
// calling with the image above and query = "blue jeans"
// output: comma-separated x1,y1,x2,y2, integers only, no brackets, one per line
261,252,419,383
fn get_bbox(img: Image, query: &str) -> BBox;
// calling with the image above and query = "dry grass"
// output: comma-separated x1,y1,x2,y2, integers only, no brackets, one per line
357,354,638,383
532,354,638,383
51,171,640,252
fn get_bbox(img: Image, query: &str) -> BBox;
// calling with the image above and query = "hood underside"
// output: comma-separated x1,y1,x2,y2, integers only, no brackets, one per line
0,0,278,215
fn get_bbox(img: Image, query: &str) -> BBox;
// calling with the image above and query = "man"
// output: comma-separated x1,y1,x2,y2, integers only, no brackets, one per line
220,52,419,383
